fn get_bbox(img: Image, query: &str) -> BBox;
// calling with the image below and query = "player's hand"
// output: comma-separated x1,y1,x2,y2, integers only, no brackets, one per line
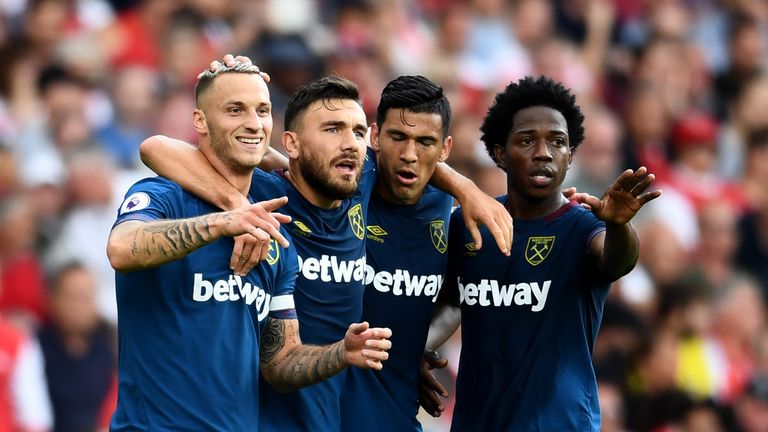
343,322,392,371
418,350,449,417
199,53,271,82
458,185,512,256
569,167,662,224
562,187,592,210
230,233,269,276
219,197,292,272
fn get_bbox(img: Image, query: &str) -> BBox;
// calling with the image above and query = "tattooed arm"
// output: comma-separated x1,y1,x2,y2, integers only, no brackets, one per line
260,318,392,393
107,197,288,271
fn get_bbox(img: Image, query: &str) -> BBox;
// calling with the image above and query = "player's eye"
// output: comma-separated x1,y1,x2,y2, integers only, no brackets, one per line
551,138,566,147
258,107,271,116
326,127,339,133
354,130,366,139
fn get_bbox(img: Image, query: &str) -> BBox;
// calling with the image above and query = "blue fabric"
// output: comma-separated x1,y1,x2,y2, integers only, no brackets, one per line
257,150,377,432
109,177,297,431
340,186,453,432
447,198,610,432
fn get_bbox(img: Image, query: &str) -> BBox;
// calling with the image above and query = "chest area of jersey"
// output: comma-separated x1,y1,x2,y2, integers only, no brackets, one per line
456,231,580,313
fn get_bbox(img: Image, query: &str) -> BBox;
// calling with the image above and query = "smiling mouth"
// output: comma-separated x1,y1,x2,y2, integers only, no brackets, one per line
237,136,263,146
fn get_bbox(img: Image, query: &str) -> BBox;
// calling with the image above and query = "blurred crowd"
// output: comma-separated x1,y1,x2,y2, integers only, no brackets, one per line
0,0,766,431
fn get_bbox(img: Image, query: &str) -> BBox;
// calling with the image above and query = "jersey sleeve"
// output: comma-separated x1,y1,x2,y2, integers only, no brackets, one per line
269,228,298,320
113,177,183,226
577,211,616,286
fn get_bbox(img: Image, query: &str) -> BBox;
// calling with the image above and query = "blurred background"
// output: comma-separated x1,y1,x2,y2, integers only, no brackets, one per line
0,0,766,431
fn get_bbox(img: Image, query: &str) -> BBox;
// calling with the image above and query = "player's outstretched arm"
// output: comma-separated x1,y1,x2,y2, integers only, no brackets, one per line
260,319,392,393
568,167,662,279
107,198,287,271
140,136,291,274
429,162,512,256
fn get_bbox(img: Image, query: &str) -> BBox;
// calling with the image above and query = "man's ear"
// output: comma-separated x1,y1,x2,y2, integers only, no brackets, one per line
493,144,507,171
438,135,454,162
567,147,574,168
193,109,208,135
370,123,381,153
282,131,300,159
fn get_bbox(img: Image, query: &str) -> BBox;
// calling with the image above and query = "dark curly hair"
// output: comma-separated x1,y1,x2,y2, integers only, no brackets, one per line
376,75,451,138
480,76,585,165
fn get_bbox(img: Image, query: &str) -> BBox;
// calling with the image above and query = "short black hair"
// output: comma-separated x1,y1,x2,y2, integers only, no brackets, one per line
376,75,451,138
194,62,262,107
284,75,361,131
480,75,585,165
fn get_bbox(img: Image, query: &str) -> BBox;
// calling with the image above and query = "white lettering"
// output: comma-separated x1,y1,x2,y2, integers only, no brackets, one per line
190,273,273,321
531,281,550,312
513,282,531,306
363,265,444,300
213,279,229,301
193,273,212,301
458,278,552,311
297,255,367,284
319,255,332,282
491,280,515,306
478,279,492,306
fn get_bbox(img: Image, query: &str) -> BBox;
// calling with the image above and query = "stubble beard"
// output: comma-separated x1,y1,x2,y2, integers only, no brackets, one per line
297,152,361,201
208,123,261,174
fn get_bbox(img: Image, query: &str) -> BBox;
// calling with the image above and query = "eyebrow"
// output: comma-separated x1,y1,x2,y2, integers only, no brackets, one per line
322,120,368,131
514,129,567,135
385,128,438,141
221,100,272,108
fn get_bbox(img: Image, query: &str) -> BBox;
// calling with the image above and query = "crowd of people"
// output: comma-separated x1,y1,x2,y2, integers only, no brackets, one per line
0,0,767,431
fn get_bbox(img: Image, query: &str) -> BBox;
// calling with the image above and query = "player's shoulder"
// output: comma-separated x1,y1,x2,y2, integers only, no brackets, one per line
117,177,185,217
251,169,290,195
126,176,183,195
417,185,454,215
563,201,603,226
421,185,453,201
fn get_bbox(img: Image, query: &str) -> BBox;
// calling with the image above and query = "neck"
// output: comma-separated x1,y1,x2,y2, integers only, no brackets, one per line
285,164,341,209
200,146,253,196
505,190,568,220
373,180,416,205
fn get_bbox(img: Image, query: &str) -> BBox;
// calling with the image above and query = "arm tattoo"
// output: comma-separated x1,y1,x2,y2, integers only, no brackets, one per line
128,214,220,266
261,318,286,365
260,318,346,392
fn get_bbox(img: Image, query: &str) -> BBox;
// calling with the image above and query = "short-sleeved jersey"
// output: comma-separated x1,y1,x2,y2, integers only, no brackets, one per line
109,177,297,432
446,199,611,432
255,152,377,432
340,186,454,432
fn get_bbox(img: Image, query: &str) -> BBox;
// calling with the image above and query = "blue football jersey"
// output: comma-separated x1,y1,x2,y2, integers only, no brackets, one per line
254,152,377,432
340,186,453,432
110,177,297,431
447,199,611,432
